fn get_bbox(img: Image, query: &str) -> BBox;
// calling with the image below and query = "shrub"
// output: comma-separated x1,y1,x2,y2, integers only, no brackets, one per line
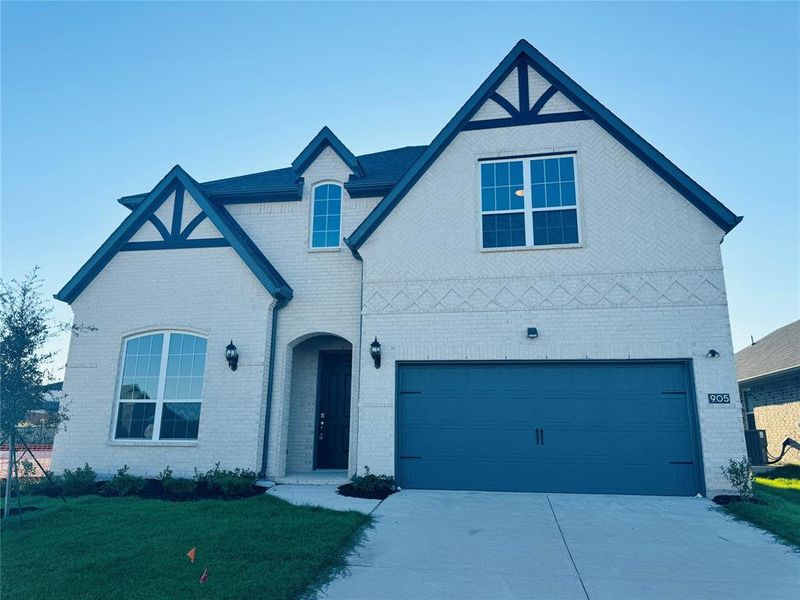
721,457,753,500
159,466,198,500
17,460,40,493
60,463,97,496
28,471,63,497
195,463,257,498
104,465,146,496
339,466,395,500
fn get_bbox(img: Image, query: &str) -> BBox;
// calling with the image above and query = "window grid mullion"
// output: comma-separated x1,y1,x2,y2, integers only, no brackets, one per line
152,332,171,440
531,206,575,213
523,158,534,246
482,209,525,215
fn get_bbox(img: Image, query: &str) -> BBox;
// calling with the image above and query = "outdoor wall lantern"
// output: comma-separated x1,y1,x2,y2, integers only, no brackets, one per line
527,327,539,339
370,337,382,369
225,340,239,371
706,349,720,358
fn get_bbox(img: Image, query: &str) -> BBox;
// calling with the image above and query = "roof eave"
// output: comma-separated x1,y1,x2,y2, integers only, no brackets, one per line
57,165,294,305
291,127,363,177
118,185,305,210
738,364,800,386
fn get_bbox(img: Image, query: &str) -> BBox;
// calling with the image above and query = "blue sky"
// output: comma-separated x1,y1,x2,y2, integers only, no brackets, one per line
2,2,798,375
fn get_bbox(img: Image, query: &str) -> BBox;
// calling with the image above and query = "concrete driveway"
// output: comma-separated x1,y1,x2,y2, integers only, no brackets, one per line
318,490,800,600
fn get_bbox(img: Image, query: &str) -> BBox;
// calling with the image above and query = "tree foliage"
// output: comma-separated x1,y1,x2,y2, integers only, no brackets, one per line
2,269,56,437
0,267,94,516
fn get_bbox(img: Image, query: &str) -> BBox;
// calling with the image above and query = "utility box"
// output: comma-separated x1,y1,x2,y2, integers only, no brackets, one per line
744,429,768,466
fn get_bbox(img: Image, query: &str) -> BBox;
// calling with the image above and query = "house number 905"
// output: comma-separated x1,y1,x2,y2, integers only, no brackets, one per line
708,393,731,404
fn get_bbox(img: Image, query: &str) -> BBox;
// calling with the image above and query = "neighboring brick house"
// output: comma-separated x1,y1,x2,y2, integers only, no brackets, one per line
51,40,746,496
736,321,800,465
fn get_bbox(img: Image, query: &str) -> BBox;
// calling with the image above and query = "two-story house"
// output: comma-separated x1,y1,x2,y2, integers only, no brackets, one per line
52,40,745,496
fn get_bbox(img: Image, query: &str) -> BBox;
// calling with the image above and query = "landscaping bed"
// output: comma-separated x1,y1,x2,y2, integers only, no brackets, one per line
337,466,396,500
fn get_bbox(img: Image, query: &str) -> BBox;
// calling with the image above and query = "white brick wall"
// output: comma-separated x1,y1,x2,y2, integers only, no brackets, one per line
228,147,371,477
357,118,745,496
52,246,276,478
54,73,744,496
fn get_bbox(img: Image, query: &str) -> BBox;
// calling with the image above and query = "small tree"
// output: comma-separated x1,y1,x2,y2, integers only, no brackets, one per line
0,268,93,517
721,457,754,500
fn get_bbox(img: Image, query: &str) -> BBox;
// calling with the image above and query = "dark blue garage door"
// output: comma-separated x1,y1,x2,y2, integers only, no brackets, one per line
397,362,702,496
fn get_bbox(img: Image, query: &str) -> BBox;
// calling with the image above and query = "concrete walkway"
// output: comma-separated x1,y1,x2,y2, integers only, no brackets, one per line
317,490,800,600
267,484,381,514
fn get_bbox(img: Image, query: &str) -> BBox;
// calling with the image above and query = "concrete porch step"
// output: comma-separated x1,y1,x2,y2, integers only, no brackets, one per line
273,470,349,485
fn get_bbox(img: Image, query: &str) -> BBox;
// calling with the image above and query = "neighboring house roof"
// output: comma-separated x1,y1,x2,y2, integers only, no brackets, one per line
118,144,428,209
56,165,293,304
345,39,742,253
736,320,800,382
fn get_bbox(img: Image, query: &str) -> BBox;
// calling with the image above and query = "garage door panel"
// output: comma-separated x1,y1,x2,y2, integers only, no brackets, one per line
400,458,539,492
533,461,697,495
401,394,538,424
397,361,702,496
401,427,538,458
543,429,696,465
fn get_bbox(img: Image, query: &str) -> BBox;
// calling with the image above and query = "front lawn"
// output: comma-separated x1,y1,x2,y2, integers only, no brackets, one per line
2,494,369,600
723,465,800,549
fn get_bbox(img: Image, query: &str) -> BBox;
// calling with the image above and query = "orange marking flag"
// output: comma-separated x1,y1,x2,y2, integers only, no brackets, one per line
187,548,196,563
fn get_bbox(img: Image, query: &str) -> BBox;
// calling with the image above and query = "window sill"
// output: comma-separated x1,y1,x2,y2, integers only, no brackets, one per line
480,242,583,253
307,247,342,253
108,440,198,447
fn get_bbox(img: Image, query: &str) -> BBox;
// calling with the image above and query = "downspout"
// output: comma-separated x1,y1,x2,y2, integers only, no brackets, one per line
355,252,365,477
258,297,288,479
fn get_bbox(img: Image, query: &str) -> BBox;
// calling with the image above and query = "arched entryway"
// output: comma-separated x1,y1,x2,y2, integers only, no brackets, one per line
285,334,353,474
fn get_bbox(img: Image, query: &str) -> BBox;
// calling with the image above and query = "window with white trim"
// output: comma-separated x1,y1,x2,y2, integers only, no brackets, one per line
114,332,207,441
480,154,580,248
311,183,342,248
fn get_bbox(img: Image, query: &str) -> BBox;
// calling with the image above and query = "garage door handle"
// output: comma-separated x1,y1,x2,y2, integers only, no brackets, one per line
541,428,544,445
534,428,541,445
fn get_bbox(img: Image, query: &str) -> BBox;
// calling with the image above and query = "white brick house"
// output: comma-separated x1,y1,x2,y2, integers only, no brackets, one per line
52,40,745,496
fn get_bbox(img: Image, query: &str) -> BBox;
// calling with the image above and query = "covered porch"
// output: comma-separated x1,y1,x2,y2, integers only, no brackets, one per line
277,333,356,481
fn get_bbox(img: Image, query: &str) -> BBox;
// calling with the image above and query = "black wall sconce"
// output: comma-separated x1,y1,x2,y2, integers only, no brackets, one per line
225,340,239,371
370,337,382,369
706,349,720,358
527,327,539,339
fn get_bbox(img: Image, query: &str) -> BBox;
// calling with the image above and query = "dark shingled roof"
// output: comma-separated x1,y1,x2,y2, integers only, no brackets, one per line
203,166,300,195
735,320,800,382
118,145,428,208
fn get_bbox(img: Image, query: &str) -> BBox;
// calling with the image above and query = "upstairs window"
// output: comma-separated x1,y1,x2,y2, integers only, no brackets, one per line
115,332,207,441
311,183,342,248
480,154,580,249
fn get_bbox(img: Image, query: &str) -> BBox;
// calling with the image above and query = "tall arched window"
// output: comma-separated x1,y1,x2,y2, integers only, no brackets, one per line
114,331,207,440
310,183,342,248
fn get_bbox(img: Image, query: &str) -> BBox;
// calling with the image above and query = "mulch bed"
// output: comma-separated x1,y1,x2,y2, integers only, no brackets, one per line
337,483,395,500
712,495,767,506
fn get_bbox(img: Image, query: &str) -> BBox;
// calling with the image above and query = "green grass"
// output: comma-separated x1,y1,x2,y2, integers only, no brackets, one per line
755,464,800,491
2,494,370,600
723,465,800,549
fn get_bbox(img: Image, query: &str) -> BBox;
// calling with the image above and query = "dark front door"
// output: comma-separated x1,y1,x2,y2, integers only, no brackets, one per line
315,351,352,469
